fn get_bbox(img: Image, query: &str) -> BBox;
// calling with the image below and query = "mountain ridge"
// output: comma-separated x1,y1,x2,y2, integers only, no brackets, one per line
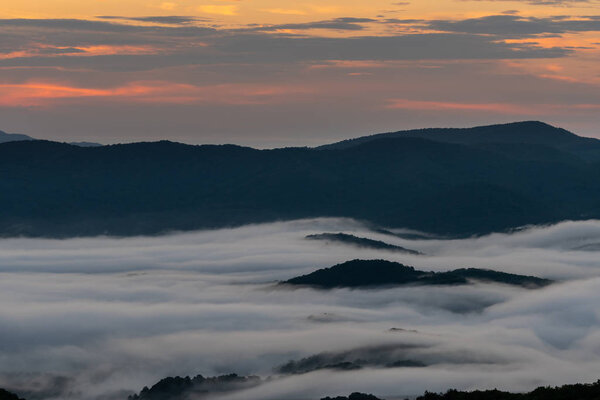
282,259,552,289
0,121,599,238
319,121,580,148
318,121,600,161
0,130,34,143
0,130,102,147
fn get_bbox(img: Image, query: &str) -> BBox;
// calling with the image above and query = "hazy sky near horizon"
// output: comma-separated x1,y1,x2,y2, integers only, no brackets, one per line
1,0,599,145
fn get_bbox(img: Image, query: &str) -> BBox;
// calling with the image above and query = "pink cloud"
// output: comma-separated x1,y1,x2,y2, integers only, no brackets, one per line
0,81,315,108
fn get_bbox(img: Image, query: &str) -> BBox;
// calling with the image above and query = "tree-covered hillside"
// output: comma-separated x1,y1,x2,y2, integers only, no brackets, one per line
1,121,599,237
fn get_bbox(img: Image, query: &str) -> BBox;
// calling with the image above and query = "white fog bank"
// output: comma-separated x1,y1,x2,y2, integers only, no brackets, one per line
1,219,600,400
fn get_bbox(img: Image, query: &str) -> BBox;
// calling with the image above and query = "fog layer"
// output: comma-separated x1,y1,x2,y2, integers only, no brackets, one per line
1,219,600,399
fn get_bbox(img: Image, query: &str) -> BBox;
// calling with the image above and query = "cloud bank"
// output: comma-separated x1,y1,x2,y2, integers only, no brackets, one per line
2,219,600,399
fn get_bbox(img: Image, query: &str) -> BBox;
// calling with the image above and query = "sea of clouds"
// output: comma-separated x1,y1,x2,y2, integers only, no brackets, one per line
2,218,600,400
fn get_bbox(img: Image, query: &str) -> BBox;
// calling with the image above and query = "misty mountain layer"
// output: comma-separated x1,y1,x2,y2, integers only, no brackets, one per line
276,343,429,375
0,130,100,147
7,379,600,400
1,121,600,237
127,374,261,400
283,259,552,289
306,233,422,254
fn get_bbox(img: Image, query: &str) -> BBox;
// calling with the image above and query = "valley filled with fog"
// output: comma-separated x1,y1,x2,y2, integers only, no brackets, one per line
2,218,600,400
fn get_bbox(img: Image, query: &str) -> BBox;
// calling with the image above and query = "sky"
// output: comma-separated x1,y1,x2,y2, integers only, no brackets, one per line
0,0,599,146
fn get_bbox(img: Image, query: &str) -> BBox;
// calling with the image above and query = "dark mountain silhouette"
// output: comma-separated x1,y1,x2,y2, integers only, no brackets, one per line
124,374,600,400
306,233,422,254
322,381,600,400
321,394,383,400
0,130,101,146
277,343,427,374
0,389,25,400
11,379,600,400
417,380,600,400
67,141,103,147
320,121,600,162
0,121,599,237
282,260,552,289
127,374,261,400
0,130,34,143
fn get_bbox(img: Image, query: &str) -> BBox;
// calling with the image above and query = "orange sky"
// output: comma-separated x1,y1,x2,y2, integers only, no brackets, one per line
3,0,598,22
0,0,599,145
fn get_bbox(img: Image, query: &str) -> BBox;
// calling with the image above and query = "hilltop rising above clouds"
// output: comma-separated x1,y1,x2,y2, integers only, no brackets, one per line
282,259,552,289
1,121,600,238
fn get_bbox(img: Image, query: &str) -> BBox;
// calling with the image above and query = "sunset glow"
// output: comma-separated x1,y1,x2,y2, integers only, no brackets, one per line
3,3,600,400
0,0,598,144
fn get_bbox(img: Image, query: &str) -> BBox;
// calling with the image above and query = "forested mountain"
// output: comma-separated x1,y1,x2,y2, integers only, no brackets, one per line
126,374,261,400
320,121,600,162
305,233,421,254
416,380,600,400
322,381,600,399
282,259,552,289
1,121,599,237
7,380,600,400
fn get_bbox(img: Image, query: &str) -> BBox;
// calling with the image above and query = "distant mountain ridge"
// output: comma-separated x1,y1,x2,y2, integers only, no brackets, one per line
0,130,34,143
127,374,261,400
305,233,422,254
0,121,599,237
319,121,600,162
0,130,101,147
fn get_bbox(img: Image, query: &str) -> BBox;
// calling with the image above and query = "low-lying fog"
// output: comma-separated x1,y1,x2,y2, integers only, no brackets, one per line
2,218,600,400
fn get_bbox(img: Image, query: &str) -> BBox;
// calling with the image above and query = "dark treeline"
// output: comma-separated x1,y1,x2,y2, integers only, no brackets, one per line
416,381,600,400
0,389,24,400
127,374,261,400
276,343,427,374
6,379,600,400
321,394,382,400
3,121,600,238
322,381,600,400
